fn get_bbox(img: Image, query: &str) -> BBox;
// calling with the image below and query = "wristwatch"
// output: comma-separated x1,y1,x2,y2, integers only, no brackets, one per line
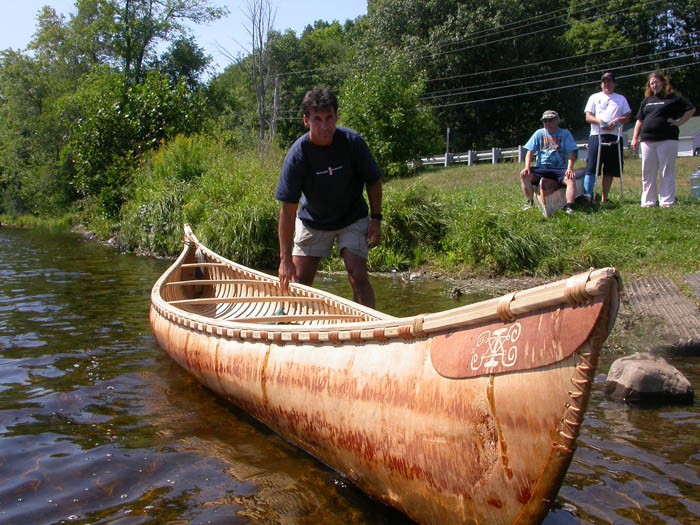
370,213,383,221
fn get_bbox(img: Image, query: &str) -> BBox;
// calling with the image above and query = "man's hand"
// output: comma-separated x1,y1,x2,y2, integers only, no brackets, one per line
278,259,297,293
608,117,624,129
368,219,381,249
278,203,298,293
565,168,575,180
520,167,531,179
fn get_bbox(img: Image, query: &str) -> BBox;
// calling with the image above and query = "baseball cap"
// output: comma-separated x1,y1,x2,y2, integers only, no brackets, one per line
601,72,615,81
541,110,559,121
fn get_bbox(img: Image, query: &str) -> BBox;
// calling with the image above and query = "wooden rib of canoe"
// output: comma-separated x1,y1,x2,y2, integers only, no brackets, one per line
149,224,621,524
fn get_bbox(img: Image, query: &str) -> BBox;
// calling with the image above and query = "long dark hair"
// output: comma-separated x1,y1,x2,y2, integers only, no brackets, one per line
644,71,672,98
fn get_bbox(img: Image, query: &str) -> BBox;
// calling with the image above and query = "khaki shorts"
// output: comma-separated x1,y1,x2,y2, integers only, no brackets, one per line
292,216,370,259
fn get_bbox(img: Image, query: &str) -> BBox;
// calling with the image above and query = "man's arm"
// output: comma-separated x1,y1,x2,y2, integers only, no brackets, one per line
278,202,298,292
585,111,601,125
612,111,632,126
586,110,630,131
565,151,576,179
366,180,382,249
519,150,533,178
586,110,611,130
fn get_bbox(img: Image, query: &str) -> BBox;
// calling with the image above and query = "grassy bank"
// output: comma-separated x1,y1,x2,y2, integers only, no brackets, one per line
392,156,700,279
4,137,699,281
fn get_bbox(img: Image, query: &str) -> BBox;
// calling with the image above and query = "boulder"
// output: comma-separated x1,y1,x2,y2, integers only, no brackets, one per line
605,352,694,404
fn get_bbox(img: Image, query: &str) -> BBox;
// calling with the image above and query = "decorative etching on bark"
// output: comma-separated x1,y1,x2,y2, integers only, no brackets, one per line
471,323,522,372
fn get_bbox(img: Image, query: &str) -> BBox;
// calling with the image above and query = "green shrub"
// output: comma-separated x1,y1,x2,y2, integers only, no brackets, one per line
369,183,446,270
119,135,283,266
443,195,552,275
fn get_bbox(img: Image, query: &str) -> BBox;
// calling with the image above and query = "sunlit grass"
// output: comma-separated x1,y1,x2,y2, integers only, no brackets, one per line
386,156,700,278
0,213,79,232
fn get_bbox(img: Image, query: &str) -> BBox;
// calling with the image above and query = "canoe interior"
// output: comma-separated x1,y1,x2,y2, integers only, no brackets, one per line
159,239,393,326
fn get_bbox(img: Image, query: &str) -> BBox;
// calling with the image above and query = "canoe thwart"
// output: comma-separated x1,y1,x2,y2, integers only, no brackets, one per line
166,279,278,287
169,296,328,306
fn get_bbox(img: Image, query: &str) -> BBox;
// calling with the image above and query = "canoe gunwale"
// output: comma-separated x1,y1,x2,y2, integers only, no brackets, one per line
151,227,620,346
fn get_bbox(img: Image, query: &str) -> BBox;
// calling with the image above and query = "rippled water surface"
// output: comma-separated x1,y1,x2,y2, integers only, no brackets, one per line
0,227,698,524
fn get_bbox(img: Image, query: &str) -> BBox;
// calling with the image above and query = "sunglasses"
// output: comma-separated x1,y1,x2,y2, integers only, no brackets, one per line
542,118,556,122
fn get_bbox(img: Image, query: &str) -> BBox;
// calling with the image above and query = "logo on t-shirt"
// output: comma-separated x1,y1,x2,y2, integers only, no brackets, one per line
541,135,562,152
315,165,343,176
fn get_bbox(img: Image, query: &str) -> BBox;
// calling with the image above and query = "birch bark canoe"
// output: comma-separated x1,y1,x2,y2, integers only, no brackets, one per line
150,225,621,524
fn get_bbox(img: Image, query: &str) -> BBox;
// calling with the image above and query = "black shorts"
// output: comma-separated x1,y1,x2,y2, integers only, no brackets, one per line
530,166,567,185
586,134,623,177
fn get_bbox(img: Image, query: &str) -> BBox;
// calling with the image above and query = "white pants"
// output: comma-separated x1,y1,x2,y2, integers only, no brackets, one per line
640,140,678,207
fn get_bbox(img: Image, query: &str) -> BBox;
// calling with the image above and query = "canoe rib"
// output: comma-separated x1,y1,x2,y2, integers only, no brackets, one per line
150,224,621,524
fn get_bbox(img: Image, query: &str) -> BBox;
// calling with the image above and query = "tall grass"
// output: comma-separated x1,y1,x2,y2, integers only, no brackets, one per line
118,134,282,266
0,213,79,232
369,183,446,271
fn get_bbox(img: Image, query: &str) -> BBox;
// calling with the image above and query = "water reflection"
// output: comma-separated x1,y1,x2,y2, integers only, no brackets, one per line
0,227,698,524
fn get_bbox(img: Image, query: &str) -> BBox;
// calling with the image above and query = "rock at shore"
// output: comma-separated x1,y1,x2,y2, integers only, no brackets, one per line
605,352,694,405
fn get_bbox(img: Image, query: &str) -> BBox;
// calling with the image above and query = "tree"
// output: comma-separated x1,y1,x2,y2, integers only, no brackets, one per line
360,0,571,150
63,69,205,216
155,36,212,89
241,0,277,140
268,20,360,147
61,0,227,84
340,59,439,178
0,41,79,216
203,63,258,145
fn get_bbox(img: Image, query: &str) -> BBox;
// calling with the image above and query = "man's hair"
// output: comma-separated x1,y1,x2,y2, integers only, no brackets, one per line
301,88,338,117
645,71,673,98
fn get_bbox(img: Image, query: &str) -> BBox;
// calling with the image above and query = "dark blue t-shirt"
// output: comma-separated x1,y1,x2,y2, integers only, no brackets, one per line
274,126,381,230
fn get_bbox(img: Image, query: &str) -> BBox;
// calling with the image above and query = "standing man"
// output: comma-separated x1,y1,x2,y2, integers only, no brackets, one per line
583,72,632,204
275,88,382,308
520,110,579,214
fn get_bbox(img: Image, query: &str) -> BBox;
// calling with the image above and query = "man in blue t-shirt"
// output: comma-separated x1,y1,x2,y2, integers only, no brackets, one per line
274,88,382,307
520,110,579,214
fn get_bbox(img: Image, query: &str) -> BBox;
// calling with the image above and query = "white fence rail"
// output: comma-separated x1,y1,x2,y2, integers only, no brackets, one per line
418,143,590,167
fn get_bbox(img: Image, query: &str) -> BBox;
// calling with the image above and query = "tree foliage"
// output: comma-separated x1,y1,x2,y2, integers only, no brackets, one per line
63,69,205,216
268,19,361,146
155,36,212,89
340,60,439,178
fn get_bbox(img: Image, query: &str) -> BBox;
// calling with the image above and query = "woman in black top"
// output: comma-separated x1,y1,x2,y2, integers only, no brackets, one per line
631,71,695,208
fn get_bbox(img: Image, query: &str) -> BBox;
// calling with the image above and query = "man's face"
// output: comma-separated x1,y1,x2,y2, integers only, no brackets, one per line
303,108,338,146
542,118,559,133
601,78,615,95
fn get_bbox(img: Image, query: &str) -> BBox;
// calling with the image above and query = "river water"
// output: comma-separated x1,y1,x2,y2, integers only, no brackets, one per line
0,227,698,524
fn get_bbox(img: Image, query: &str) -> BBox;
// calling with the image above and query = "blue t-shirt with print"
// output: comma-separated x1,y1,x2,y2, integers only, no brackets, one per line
524,128,578,169
274,126,381,230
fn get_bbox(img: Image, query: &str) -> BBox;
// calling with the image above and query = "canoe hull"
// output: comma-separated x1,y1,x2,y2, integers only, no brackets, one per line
150,275,617,523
